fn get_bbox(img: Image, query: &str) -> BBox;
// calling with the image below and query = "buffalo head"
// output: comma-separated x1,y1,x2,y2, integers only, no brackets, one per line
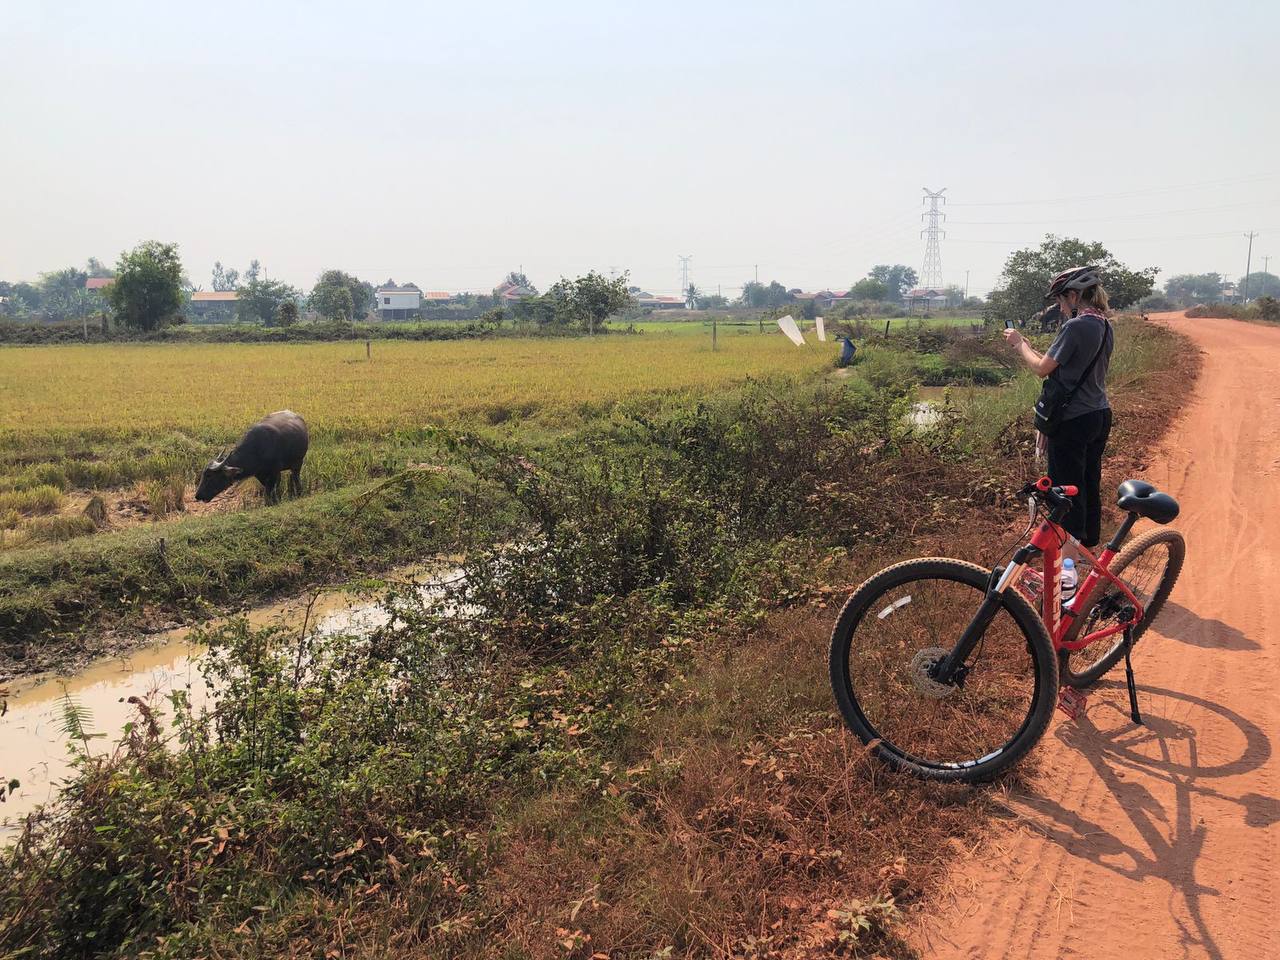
195,454,245,502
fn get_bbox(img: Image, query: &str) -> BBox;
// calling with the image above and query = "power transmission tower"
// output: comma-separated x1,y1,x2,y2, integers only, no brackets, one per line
920,188,947,289
678,255,692,302
1243,232,1258,302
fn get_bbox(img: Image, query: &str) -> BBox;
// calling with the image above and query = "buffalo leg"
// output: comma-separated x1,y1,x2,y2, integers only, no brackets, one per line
288,468,302,498
259,472,281,505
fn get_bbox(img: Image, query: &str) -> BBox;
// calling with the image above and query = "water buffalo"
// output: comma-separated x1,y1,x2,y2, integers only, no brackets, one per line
196,410,309,505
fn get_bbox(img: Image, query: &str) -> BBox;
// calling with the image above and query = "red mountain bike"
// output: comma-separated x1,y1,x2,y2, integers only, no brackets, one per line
828,477,1184,783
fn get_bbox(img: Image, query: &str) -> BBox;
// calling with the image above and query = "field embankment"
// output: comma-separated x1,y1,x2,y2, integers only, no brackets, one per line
0,316,1195,958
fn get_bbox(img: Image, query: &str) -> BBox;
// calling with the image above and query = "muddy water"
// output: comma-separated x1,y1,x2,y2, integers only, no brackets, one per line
910,384,1002,427
0,565,451,842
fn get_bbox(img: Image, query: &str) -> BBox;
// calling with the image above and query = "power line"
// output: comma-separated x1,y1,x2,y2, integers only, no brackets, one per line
947,199,1275,227
948,172,1280,207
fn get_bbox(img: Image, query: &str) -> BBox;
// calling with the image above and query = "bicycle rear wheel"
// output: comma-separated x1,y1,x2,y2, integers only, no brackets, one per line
1062,528,1185,688
828,558,1057,783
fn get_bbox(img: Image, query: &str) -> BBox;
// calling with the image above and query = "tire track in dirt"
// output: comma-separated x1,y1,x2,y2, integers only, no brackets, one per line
914,314,1280,960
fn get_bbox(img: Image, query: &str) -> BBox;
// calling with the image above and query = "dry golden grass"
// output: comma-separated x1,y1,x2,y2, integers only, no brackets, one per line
0,334,833,438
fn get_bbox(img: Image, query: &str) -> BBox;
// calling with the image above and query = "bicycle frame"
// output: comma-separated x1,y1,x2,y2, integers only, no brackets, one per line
1026,514,1144,652
932,479,1145,687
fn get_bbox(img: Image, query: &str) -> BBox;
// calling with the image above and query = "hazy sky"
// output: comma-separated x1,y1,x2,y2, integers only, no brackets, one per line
2,0,1277,297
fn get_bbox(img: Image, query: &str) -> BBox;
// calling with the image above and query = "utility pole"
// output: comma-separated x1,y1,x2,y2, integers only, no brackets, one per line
920,187,947,289
1263,255,1271,278
754,264,758,283
964,270,970,301
1243,232,1258,302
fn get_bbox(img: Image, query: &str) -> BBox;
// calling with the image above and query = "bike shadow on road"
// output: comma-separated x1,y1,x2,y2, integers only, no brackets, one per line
1155,601,1261,651
996,683,1277,960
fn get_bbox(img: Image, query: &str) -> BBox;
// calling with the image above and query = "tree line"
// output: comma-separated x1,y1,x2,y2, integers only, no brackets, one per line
0,244,638,334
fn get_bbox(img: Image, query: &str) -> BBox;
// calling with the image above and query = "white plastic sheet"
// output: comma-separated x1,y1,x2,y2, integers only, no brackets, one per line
776,314,805,346
815,316,826,341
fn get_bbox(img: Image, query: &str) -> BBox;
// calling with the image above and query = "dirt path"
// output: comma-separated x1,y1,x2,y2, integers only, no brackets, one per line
915,314,1280,960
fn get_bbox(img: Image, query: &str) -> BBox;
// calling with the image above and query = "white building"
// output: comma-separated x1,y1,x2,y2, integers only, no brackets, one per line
375,280,422,320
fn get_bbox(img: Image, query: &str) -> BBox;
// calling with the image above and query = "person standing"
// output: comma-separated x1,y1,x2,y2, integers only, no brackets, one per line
1002,266,1113,557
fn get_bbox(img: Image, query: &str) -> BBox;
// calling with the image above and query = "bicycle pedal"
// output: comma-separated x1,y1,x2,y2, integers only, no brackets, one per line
1057,687,1088,721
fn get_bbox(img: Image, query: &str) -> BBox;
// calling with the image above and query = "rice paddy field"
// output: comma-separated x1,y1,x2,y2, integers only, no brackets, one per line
0,331,836,549
1,333,832,437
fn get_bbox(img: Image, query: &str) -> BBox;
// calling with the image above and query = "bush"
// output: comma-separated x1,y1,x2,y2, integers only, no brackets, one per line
1185,300,1279,323
1136,293,1176,312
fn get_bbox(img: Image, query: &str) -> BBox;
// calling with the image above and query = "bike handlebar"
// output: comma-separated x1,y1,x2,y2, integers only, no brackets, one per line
1022,477,1077,515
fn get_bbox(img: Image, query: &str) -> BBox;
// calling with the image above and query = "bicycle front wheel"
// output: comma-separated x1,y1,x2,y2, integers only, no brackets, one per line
829,558,1057,783
1062,528,1185,688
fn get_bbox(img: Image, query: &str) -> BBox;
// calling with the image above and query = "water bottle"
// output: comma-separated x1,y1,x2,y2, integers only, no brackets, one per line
1060,558,1078,608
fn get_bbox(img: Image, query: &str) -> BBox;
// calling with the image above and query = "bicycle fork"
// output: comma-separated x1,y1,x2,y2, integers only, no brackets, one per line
929,545,1036,686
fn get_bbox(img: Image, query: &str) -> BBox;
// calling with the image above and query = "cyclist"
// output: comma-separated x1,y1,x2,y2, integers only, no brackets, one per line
1002,266,1113,562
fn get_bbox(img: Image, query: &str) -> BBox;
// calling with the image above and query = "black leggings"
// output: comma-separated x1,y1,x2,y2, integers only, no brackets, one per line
1046,407,1112,547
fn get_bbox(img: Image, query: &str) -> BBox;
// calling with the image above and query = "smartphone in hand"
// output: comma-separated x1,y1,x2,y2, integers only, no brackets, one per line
1004,318,1015,329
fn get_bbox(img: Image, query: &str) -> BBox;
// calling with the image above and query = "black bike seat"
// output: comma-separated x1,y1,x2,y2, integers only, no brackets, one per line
1116,479,1180,524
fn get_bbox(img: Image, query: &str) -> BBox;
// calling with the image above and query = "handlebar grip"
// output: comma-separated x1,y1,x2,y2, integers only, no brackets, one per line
1061,484,1078,497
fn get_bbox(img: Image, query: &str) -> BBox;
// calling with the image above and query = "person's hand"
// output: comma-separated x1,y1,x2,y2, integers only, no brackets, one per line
1002,328,1023,348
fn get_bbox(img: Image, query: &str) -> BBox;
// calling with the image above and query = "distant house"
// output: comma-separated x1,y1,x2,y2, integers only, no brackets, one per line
376,281,422,320
421,291,457,304
635,295,686,310
190,290,239,321
85,277,114,293
810,290,855,309
494,279,536,304
904,287,948,313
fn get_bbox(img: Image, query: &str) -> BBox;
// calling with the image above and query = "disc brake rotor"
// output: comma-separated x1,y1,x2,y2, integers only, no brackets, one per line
909,646,959,700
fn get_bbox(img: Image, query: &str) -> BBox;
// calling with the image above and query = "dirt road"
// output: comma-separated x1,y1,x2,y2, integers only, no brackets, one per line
916,315,1280,960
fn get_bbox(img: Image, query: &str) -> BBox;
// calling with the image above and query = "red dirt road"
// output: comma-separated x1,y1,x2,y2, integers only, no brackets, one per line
916,315,1280,960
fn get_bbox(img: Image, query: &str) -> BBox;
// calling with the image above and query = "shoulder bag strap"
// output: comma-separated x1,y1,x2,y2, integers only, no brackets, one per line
1060,315,1111,393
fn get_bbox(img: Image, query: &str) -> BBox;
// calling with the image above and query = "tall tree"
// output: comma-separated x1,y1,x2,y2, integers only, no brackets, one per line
310,269,371,321
848,277,889,301
275,299,300,327
542,271,634,333
1164,272,1223,305
738,280,794,308
107,241,186,331
868,265,919,303
85,257,115,279
37,267,90,319
211,261,240,291
237,277,300,325
244,259,262,285
1241,271,1280,300
985,235,1158,327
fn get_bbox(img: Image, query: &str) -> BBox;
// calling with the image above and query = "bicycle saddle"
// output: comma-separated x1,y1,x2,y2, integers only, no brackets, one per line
1116,479,1180,524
